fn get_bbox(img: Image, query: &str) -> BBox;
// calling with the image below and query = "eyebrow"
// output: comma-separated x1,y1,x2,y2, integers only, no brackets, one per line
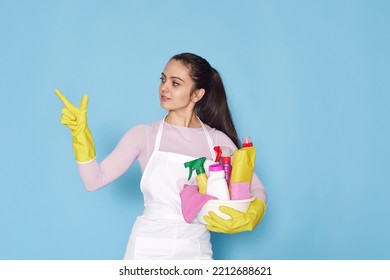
161,72,185,82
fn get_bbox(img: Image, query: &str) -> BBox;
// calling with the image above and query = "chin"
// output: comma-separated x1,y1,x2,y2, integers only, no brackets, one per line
160,102,171,110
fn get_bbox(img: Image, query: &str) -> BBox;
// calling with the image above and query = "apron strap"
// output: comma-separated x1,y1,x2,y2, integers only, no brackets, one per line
154,115,216,161
154,116,166,151
198,118,216,161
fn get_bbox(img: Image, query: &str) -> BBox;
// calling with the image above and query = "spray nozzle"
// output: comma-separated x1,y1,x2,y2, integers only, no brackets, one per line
184,157,207,180
213,146,233,163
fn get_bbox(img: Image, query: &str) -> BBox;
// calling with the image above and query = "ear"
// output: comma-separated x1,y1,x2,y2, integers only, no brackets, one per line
191,88,206,103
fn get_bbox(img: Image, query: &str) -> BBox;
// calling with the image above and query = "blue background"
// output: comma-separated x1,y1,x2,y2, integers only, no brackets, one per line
1,0,389,260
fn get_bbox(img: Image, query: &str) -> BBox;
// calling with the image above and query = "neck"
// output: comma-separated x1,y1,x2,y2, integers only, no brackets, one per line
165,111,201,128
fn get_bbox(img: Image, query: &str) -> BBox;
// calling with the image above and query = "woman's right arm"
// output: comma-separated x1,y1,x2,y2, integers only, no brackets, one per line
55,88,147,192
78,125,146,192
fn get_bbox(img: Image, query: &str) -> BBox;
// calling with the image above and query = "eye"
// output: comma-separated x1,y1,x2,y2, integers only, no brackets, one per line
160,77,166,83
172,81,180,87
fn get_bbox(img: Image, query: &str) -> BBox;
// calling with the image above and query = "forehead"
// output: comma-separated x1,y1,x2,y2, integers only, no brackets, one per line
163,59,191,79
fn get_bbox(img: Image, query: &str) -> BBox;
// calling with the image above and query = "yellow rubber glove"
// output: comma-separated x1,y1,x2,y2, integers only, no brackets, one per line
55,89,96,162
204,198,266,234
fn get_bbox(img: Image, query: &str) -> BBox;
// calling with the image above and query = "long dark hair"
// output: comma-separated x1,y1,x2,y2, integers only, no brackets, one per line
171,53,240,148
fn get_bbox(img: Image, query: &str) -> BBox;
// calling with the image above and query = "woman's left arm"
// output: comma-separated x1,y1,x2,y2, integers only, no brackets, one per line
250,173,267,204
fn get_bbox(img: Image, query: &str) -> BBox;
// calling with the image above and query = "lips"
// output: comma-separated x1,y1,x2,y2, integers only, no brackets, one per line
160,95,171,101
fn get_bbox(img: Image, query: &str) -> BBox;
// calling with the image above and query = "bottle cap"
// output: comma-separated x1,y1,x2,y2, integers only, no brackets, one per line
242,136,253,148
222,156,231,163
209,164,223,172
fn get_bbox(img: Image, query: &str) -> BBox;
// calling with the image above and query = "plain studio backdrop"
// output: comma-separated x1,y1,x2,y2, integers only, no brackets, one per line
0,0,389,259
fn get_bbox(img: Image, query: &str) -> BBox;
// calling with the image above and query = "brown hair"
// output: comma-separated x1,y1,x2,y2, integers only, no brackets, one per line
171,53,240,148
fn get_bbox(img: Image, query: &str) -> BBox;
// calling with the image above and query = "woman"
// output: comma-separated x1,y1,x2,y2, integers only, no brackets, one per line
55,53,267,260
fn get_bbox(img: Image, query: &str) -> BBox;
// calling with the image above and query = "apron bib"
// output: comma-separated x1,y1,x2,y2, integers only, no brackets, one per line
124,117,215,260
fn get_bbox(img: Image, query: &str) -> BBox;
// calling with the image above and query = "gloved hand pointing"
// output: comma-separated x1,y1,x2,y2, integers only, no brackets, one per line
204,198,266,234
55,89,96,162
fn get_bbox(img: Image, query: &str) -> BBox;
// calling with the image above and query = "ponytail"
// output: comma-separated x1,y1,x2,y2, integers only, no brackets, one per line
196,68,240,148
171,53,240,148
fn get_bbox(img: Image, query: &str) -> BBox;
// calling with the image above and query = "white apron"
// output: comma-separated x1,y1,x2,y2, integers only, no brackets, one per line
124,117,216,260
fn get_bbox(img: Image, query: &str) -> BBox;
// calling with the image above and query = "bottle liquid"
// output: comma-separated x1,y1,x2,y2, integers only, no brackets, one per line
206,164,230,200
213,146,233,185
184,157,208,194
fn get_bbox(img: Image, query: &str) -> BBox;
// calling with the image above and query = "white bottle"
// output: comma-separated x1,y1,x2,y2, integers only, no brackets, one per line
206,164,230,200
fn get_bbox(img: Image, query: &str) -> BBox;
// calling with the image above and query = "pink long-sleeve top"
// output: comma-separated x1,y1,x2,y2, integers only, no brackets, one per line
78,120,267,203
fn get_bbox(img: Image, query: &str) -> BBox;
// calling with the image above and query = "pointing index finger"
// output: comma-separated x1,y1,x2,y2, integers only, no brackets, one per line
54,89,74,108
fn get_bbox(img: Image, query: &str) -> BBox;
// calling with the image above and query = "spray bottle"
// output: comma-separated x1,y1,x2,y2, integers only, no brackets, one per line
184,157,208,194
213,146,233,185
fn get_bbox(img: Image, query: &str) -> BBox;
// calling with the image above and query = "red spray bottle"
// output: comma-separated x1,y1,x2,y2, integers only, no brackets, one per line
213,146,233,185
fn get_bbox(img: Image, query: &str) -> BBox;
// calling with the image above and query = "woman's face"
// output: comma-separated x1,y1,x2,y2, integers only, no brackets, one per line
159,59,198,112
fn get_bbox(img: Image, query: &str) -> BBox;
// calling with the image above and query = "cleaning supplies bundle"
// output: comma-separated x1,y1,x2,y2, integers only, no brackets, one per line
180,136,257,224
202,137,266,234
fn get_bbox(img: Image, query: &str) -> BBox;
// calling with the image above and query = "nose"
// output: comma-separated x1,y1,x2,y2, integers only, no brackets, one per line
160,81,169,93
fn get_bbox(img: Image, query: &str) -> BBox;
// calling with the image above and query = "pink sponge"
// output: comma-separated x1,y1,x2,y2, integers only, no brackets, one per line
180,184,217,223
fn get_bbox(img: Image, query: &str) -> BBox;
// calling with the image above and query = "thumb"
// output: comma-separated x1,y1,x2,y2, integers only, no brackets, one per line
80,95,89,110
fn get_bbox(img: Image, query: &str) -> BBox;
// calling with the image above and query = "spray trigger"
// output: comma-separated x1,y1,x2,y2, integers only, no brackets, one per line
214,146,222,162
